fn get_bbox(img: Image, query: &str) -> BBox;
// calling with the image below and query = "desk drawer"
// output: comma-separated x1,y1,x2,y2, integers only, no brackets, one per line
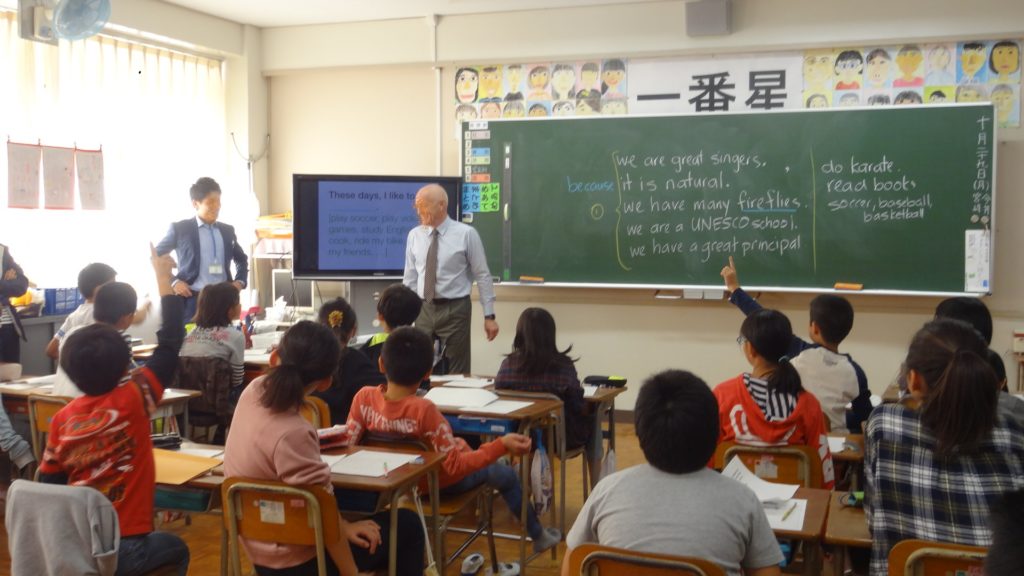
445,414,515,435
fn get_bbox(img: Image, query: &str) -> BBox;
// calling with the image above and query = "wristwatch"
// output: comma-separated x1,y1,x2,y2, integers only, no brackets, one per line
484,314,496,320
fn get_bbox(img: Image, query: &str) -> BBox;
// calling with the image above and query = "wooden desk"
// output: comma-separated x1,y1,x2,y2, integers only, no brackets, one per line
171,443,445,576
437,393,564,574
586,386,625,453
829,433,865,491
776,487,830,576
881,382,903,404
824,492,871,576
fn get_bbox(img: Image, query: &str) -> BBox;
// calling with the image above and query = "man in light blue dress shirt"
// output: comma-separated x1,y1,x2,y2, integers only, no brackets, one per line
156,177,248,324
404,184,498,374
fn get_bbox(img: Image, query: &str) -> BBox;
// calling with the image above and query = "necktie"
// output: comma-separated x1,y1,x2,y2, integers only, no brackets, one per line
424,229,439,302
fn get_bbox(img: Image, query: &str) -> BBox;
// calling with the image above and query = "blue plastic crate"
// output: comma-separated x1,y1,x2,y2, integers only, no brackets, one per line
43,288,84,316
444,414,516,436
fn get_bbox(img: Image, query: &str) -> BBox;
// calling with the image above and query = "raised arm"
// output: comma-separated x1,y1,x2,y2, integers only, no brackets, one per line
144,244,185,389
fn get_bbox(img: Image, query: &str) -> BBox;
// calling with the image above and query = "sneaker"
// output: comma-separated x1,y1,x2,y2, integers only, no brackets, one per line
461,553,484,576
531,527,562,553
486,562,520,576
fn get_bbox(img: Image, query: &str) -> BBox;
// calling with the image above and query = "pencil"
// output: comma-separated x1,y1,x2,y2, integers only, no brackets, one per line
781,501,797,521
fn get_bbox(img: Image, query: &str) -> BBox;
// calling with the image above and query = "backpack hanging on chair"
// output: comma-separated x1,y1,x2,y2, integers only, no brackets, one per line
530,429,553,516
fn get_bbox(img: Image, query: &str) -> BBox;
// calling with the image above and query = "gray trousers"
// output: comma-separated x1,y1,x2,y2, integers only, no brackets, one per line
415,297,472,375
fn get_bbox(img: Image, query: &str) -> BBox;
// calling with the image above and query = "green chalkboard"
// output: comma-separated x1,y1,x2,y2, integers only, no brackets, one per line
460,104,995,295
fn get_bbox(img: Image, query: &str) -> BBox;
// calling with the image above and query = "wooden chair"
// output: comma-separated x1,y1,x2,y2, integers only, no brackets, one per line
359,431,497,570
713,441,824,488
27,394,70,461
888,539,987,576
221,477,340,576
566,543,726,576
300,396,331,428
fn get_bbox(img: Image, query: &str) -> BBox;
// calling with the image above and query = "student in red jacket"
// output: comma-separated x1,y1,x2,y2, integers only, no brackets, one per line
714,309,834,489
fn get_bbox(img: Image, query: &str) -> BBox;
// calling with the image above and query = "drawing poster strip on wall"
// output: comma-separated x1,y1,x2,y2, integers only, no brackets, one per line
42,146,75,209
76,148,105,210
7,141,40,209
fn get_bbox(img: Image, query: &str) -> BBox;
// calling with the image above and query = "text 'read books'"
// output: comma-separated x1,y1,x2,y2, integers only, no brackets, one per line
423,387,532,414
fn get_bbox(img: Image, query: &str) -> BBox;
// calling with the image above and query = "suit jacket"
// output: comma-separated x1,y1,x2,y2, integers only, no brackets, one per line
155,218,249,288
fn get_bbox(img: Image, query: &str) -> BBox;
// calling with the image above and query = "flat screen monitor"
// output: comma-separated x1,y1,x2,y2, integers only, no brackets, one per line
293,174,461,279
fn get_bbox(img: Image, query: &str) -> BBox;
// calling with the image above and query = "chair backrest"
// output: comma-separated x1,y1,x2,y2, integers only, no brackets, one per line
888,539,988,576
27,394,70,461
221,478,340,576
176,356,234,417
567,543,726,576
6,479,119,576
300,396,331,428
713,441,823,488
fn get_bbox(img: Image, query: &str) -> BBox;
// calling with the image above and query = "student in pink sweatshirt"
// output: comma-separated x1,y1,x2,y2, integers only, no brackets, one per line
224,321,423,576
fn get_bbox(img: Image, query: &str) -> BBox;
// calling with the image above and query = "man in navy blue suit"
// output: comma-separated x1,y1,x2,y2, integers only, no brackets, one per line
156,177,249,323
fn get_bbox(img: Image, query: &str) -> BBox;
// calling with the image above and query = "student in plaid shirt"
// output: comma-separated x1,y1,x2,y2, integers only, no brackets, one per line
865,319,1024,575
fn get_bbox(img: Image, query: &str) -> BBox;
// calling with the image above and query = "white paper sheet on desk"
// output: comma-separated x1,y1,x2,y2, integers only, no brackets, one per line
443,378,493,389
429,375,466,383
33,384,54,394
827,437,847,454
321,454,347,468
469,400,532,414
423,387,498,408
722,457,799,503
330,450,422,477
0,382,37,391
12,374,56,386
764,498,807,531
244,351,273,364
582,385,598,398
163,389,191,400
179,448,224,460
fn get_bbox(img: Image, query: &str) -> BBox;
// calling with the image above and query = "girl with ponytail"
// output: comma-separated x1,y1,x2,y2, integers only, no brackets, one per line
865,318,1024,576
713,309,834,488
312,298,386,425
225,321,423,576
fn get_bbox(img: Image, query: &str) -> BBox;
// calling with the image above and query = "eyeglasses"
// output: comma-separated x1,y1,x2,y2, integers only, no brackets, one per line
736,335,747,346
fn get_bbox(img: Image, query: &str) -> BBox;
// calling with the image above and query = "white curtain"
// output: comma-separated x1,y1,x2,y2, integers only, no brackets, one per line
0,10,228,292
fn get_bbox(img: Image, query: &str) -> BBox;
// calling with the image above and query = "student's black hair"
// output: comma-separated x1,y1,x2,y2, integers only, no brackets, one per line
986,348,1008,392
61,323,131,396
834,50,864,70
509,307,576,376
809,294,854,345
600,59,626,94
635,370,719,474
377,284,422,329
986,489,1024,576
865,48,891,63
989,40,1020,74
194,282,240,328
381,326,434,387
93,282,137,325
934,296,992,344
906,318,998,457
259,321,340,413
189,177,221,203
740,309,804,397
894,91,923,104
319,297,357,343
867,94,891,106
77,262,117,300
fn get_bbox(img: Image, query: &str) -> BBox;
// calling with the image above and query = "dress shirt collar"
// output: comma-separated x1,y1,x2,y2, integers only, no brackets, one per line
196,215,217,228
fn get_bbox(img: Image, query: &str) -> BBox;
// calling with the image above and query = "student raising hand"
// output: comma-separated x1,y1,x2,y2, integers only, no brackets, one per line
721,256,740,292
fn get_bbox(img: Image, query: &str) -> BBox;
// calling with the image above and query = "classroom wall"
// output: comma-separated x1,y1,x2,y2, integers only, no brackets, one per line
264,0,1024,410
